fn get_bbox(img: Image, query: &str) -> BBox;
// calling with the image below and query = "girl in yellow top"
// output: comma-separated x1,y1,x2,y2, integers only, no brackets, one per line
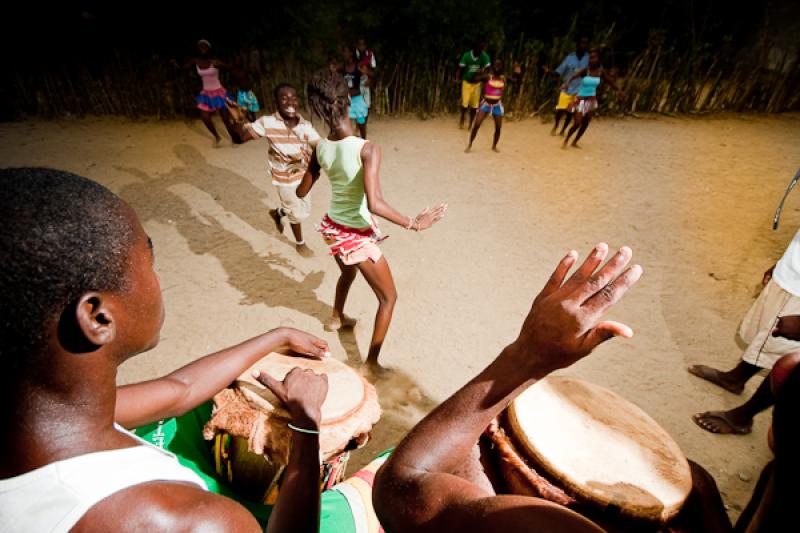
298,70,447,369
465,59,521,153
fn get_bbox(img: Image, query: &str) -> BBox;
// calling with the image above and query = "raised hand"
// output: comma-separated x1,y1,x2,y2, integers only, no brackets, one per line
512,243,642,375
413,204,448,231
279,327,330,359
255,367,329,429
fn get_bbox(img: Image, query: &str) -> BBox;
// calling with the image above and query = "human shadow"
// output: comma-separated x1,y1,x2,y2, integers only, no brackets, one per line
116,144,332,320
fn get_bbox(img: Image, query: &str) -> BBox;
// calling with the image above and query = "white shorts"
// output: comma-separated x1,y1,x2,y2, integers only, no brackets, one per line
740,279,800,369
276,183,310,224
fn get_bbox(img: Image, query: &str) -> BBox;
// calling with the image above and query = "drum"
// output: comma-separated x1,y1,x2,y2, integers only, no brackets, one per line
203,353,381,503
487,376,692,524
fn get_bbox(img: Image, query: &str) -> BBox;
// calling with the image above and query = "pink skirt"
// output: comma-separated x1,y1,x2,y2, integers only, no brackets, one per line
316,214,384,265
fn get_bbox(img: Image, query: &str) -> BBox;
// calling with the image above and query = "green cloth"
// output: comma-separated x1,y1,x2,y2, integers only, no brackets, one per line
459,50,491,81
134,403,365,532
316,136,373,229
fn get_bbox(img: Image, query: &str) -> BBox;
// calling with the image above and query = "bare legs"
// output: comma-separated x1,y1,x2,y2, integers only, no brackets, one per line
200,110,221,143
200,108,239,144
466,111,502,152
563,111,591,148
328,255,398,367
459,107,477,130
551,110,572,136
358,116,368,139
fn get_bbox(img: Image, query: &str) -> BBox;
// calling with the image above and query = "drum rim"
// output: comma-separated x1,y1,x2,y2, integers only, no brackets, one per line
506,376,692,522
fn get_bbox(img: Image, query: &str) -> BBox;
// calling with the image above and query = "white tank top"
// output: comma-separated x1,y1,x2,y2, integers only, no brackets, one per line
0,426,207,533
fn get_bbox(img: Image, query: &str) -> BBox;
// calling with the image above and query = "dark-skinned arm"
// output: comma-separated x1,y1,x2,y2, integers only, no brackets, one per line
361,142,446,230
601,70,623,94
257,367,329,533
296,147,321,199
374,243,642,533
562,68,588,90
115,328,329,428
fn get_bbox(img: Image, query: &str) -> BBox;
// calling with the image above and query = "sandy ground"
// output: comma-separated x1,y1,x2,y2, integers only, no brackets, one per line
2,111,799,521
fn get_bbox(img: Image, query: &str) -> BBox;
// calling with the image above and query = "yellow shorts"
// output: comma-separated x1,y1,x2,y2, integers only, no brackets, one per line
556,92,575,111
461,80,481,109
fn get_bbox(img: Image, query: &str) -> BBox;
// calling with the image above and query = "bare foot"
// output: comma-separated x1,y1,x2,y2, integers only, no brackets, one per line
692,411,752,434
561,141,568,150
559,130,566,137
269,208,284,234
464,145,472,153
492,146,500,153
687,364,745,394
324,314,358,331
571,142,581,149
212,136,221,148
295,243,313,257
550,128,557,136
363,360,392,379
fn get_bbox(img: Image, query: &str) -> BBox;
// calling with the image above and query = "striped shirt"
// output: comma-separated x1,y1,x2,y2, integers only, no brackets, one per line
248,113,321,186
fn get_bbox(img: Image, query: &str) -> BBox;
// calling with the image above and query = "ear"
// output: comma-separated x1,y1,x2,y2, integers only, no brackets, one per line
75,292,117,346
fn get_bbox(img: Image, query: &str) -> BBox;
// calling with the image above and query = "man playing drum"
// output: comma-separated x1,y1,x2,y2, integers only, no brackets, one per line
0,168,375,533
374,243,797,532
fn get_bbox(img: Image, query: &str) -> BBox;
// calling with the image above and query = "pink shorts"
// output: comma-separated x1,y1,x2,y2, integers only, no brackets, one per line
317,215,384,266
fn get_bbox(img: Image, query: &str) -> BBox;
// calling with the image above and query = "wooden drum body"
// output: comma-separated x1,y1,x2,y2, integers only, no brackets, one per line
489,376,692,524
204,354,381,503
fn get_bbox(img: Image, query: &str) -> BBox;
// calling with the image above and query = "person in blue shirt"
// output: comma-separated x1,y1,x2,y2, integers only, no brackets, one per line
544,36,590,136
561,49,624,148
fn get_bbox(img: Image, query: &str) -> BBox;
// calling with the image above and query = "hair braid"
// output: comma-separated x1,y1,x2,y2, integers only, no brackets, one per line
307,69,350,129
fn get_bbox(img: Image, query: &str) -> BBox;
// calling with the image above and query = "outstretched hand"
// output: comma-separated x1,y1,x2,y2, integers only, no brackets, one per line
414,204,447,231
279,327,330,359
511,243,642,375
254,367,329,429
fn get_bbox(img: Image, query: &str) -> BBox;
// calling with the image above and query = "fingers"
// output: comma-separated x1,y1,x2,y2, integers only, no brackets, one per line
539,249,578,298
581,263,643,315
254,370,287,403
562,243,609,292
575,246,633,305
581,320,633,352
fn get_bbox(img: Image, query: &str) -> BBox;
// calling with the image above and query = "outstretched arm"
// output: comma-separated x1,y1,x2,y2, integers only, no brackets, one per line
374,244,642,533
361,142,446,230
296,147,321,198
115,328,329,428
562,68,588,90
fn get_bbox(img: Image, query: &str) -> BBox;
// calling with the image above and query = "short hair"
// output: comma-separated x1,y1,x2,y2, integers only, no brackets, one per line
273,83,296,103
0,168,134,368
307,69,350,129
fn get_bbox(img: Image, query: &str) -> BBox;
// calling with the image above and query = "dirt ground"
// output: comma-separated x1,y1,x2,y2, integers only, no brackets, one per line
2,111,799,521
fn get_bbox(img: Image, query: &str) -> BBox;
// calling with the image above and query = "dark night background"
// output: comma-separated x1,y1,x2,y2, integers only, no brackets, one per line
2,0,799,119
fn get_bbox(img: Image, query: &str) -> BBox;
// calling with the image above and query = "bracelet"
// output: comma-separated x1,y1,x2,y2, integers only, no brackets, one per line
288,422,320,435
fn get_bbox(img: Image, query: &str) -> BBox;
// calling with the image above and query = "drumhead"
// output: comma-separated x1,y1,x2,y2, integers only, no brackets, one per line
507,376,692,522
237,353,368,424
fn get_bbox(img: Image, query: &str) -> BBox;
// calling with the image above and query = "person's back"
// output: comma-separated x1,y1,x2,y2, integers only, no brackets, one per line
317,136,371,229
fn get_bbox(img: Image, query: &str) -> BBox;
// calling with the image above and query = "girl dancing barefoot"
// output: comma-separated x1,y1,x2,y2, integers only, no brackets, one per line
298,69,446,369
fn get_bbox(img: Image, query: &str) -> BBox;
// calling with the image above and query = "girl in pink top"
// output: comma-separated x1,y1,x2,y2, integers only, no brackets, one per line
172,39,238,145
466,58,520,153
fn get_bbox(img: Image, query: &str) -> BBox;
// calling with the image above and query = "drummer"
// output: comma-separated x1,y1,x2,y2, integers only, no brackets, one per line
0,168,377,533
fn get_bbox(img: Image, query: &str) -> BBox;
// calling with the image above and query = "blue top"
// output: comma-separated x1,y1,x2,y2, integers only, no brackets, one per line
555,52,590,95
577,75,601,97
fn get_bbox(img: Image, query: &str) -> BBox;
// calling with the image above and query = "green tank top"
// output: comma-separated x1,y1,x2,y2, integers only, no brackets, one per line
316,136,373,229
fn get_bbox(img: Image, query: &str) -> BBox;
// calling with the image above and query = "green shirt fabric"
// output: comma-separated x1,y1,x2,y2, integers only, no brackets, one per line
134,402,390,533
459,50,491,82
316,136,373,229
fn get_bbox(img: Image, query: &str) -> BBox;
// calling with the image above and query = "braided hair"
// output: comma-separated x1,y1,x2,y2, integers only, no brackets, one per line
307,69,350,130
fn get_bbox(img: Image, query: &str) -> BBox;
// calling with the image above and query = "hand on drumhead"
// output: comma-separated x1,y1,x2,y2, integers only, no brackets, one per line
279,327,330,359
512,243,642,374
254,367,329,430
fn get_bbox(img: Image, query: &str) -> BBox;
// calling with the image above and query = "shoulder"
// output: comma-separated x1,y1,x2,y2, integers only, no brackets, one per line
73,481,260,533
360,139,380,161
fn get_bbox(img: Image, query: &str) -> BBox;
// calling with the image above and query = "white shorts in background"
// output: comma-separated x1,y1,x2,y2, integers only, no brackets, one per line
739,278,800,370
276,183,310,224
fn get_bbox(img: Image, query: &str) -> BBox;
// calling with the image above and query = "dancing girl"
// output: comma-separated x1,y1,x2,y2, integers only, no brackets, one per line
299,70,447,369
172,39,238,145
465,59,521,153
561,49,624,148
